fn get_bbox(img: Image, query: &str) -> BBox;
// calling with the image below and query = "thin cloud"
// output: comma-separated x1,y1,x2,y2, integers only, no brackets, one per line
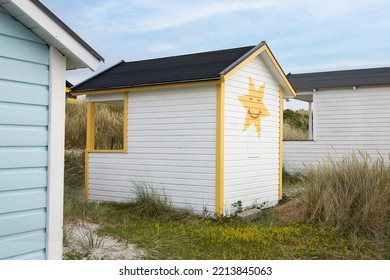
72,0,294,33
40,0,390,84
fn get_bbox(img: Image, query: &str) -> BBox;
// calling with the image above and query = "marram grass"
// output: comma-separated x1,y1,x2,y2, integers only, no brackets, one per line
283,122,308,140
295,151,390,238
65,102,124,150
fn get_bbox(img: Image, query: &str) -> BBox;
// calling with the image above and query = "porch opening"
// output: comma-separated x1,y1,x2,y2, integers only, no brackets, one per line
283,97,313,141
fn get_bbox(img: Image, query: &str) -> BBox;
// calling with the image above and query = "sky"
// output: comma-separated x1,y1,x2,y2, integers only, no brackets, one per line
42,0,390,109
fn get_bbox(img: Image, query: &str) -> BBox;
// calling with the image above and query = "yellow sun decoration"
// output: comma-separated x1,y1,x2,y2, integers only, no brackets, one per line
238,77,270,138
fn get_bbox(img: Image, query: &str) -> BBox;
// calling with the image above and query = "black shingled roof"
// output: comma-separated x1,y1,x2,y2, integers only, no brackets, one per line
287,67,390,91
72,45,260,92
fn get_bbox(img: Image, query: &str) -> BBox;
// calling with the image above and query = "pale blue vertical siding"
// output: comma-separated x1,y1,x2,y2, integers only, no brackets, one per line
0,7,49,260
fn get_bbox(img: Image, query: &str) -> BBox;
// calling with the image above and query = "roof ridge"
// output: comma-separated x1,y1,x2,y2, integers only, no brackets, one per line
288,66,390,90
290,66,390,77
220,41,265,76
122,45,255,65
72,42,279,93
71,60,125,89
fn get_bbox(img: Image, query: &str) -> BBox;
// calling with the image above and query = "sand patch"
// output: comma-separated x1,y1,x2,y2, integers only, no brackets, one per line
63,222,145,260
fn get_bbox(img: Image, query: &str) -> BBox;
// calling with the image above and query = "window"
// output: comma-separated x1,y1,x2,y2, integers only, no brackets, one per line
86,92,128,152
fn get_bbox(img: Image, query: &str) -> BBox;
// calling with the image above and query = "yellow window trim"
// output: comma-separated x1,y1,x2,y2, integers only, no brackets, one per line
72,80,218,95
279,86,284,200
123,92,128,152
215,78,225,216
85,102,95,201
84,93,128,200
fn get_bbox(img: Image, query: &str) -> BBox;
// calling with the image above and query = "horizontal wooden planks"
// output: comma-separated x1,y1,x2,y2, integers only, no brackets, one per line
0,80,48,106
290,87,390,173
0,102,48,126
283,142,390,174
0,168,47,191
0,149,47,169
0,188,46,214
0,6,49,260
88,84,217,214
0,230,46,259
0,209,46,237
0,125,47,146
0,34,49,65
0,57,49,86
0,11,44,44
224,55,280,211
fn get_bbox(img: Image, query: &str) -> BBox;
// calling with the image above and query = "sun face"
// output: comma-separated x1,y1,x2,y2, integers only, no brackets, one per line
238,77,270,138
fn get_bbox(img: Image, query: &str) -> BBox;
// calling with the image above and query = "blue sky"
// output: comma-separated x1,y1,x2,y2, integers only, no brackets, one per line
42,0,390,108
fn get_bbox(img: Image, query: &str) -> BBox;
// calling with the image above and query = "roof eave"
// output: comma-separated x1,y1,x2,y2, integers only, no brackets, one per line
220,41,296,98
1,0,104,70
72,77,221,95
220,41,266,76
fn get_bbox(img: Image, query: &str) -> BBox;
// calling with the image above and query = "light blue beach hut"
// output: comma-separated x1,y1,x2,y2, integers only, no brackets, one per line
0,0,103,259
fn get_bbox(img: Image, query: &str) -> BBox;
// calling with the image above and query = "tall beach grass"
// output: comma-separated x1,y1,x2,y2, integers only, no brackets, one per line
295,152,390,238
283,122,308,140
65,102,124,150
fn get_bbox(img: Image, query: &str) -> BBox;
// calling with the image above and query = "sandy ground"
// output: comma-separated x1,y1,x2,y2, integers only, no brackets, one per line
63,222,145,260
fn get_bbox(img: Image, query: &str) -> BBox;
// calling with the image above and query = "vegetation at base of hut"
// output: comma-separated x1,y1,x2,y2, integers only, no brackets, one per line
290,152,390,239
63,151,390,259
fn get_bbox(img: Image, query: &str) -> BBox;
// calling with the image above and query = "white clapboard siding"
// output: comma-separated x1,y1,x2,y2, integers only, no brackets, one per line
224,55,280,213
88,85,216,213
283,86,390,173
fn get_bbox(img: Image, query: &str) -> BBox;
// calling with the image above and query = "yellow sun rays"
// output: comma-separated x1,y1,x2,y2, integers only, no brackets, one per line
238,77,270,138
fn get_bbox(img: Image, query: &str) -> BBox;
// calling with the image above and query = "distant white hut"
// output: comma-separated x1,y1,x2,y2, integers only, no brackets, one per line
284,67,390,173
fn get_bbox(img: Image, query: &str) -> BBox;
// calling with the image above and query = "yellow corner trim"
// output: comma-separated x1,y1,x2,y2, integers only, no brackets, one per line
72,80,218,95
215,78,225,216
85,102,95,201
279,86,284,200
123,92,128,153
86,102,95,150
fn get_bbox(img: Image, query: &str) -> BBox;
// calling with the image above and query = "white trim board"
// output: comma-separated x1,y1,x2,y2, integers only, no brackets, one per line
0,0,101,70
46,46,66,260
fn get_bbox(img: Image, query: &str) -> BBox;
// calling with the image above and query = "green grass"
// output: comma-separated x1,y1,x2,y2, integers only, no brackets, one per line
63,170,390,259
63,200,389,259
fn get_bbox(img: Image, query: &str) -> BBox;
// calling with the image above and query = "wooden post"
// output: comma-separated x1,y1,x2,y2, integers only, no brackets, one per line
308,101,313,140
